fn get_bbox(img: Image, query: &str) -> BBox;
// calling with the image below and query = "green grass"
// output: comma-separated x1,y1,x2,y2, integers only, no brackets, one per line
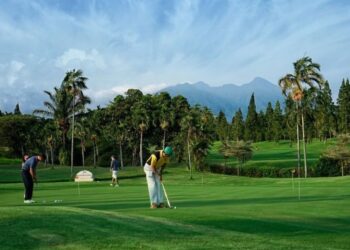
1,161,350,249
207,139,337,168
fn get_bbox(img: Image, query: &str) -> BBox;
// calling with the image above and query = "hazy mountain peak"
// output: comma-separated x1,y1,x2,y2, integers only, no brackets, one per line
159,77,283,119
193,81,210,88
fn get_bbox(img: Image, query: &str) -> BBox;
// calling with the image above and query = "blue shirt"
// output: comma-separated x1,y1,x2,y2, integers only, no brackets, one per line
110,159,120,171
22,156,38,171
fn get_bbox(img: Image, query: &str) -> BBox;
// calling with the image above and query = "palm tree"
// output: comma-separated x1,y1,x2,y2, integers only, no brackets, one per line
91,134,98,167
116,122,126,169
138,121,149,167
160,120,169,149
180,106,215,179
279,56,324,178
34,87,72,166
180,113,195,179
63,69,90,176
131,94,150,167
75,119,89,167
156,92,174,149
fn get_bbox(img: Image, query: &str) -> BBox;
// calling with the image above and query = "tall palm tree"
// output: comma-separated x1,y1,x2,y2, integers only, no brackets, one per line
181,114,195,179
180,108,202,180
34,86,72,150
116,122,126,169
156,92,174,149
131,94,150,167
91,134,98,167
138,121,149,167
75,119,89,167
63,69,90,176
279,56,324,178
160,120,169,149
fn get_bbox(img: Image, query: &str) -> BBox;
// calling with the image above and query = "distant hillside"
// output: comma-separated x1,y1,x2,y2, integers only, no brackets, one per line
159,77,284,120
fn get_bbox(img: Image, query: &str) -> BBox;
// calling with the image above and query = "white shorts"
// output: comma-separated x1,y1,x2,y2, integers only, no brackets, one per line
112,170,118,179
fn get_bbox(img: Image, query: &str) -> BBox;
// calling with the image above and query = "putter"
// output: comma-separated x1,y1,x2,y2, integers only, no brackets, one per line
77,181,81,196
161,182,176,209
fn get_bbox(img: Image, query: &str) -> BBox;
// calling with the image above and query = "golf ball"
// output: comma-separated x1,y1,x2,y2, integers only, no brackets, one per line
174,206,177,209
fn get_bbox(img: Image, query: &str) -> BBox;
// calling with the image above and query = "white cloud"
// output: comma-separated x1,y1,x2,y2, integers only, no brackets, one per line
0,60,25,86
1,0,350,112
87,82,172,107
141,83,169,93
55,48,106,69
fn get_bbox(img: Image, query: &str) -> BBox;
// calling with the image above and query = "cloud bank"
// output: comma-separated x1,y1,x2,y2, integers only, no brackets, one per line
0,0,350,112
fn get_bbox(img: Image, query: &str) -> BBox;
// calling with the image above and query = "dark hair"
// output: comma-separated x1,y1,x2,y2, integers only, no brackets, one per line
39,154,46,161
22,154,29,163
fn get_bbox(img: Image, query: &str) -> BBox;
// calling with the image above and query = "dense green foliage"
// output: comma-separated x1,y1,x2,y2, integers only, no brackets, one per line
0,115,44,156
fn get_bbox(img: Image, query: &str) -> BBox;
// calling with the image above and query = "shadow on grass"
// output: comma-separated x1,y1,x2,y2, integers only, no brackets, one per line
1,207,349,250
95,174,145,181
0,209,205,250
173,194,350,209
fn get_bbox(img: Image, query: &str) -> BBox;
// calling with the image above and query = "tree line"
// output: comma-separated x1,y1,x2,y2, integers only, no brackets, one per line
0,57,349,176
0,71,215,177
216,79,349,144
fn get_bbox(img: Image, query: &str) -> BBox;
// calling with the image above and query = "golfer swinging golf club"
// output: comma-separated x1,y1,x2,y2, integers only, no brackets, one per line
144,146,173,208
21,154,45,204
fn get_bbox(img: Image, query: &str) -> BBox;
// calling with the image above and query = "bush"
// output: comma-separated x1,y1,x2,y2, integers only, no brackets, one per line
97,153,112,168
314,157,340,177
208,164,306,178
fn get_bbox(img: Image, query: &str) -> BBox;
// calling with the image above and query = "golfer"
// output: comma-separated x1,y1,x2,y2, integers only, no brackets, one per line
110,155,120,187
21,154,45,204
144,146,173,208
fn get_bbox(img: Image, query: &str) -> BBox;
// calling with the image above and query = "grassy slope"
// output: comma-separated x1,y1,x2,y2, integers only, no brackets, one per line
1,164,350,250
207,139,337,168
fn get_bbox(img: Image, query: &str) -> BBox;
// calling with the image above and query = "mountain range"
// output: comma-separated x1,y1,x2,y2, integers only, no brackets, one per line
158,77,284,120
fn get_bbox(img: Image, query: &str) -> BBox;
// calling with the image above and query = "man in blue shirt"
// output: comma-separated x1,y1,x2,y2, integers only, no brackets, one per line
110,155,120,187
21,154,45,203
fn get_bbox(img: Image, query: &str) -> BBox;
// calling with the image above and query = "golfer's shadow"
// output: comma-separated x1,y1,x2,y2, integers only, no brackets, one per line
177,194,350,207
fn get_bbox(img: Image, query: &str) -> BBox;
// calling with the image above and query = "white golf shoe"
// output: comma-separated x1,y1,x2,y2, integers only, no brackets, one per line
24,200,35,204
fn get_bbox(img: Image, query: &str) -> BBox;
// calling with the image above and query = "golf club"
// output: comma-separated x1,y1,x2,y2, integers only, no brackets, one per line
77,181,81,196
161,182,176,209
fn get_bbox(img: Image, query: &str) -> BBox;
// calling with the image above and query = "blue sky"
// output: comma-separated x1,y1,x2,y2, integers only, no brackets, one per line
0,0,350,112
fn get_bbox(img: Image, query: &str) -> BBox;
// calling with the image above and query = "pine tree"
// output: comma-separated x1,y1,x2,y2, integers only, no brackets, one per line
216,111,229,142
284,96,297,143
272,101,283,142
14,103,21,115
315,81,336,140
265,102,274,141
256,111,266,142
337,79,350,134
244,94,258,141
232,108,244,141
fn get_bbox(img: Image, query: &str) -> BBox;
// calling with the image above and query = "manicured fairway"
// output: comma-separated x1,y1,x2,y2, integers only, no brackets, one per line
207,139,337,169
1,165,349,249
